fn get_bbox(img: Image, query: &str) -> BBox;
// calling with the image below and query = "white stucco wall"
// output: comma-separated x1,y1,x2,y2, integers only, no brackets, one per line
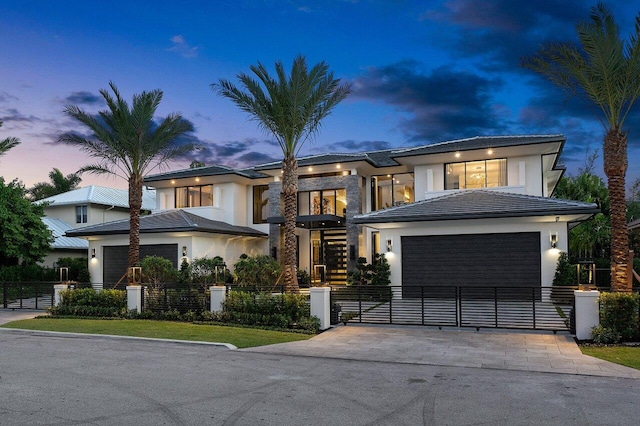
374,216,567,291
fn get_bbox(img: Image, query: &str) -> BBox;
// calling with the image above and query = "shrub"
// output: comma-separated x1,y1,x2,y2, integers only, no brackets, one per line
191,256,231,287
49,288,126,317
598,292,640,341
233,254,282,290
141,256,177,286
591,325,622,344
347,254,390,286
552,252,576,287
296,269,311,288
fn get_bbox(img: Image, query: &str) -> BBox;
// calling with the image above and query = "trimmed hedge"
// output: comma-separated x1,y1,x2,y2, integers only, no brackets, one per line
49,288,126,318
592,292,640,343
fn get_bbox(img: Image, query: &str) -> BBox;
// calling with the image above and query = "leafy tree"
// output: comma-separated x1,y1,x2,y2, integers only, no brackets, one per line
213,55,350,292
60,82,195,278
28,168,82,201
0,120,20,158
0,178,53,266
189,160,205,168
522,3,640,292
191,255,230,288
233,254,282,290
141,255,177,287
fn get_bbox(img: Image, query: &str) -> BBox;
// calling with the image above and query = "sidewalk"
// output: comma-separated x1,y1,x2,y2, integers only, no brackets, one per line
0,309,41,325
244,323,640,379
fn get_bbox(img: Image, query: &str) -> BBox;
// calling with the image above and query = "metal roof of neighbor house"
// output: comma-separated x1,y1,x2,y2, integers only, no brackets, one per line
65,210,267,238
38,185,156,210
629,218,640,231
42,217,89,250
353,190,600,224
143,134,565,181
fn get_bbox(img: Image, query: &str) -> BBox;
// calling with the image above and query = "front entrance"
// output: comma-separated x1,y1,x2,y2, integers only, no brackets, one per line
311,229,347,285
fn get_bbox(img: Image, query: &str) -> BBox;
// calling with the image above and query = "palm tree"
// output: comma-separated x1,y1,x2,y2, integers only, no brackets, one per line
60,82,195,277
522,3,640,292
0,120,20,158
213,55,351,292
29,168,82,201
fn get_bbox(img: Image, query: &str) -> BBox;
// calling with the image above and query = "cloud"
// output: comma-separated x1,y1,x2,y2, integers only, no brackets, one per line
167,35,198,58
351,61,506,142
0,91,19,103
312,139,393,153
0,108,51,130
180,137,281,168
63,91,104,106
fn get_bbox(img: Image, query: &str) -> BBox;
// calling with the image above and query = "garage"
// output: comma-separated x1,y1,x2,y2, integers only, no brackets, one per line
103,244,178,285
401,232,541,296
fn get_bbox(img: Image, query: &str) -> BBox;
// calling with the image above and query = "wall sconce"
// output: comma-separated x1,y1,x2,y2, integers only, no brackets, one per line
386,238,393,252
182,246,187,257
550,233,558,249
91,248,96,259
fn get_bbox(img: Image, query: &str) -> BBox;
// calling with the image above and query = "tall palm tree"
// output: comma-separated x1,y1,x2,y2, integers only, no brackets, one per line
29,168,82,201
60,82,195,277
0,120,20,158
213,55,351,292
522,3,640,292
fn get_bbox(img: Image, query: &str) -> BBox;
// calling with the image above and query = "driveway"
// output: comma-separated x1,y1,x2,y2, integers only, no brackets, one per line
0,309,42,325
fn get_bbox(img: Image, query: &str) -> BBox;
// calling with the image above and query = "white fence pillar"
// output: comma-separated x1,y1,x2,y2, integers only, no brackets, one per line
310,287,331,330
574,290,600,340
127,285,142,313
210,286,226,313
53,284,69,306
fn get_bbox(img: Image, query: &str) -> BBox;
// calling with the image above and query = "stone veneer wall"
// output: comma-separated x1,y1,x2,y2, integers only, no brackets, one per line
267,174,362,272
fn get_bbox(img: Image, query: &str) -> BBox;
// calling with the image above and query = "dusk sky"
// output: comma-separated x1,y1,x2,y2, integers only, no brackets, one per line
2,0,640,190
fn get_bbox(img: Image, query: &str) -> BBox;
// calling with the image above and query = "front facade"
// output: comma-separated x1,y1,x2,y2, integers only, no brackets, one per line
67,135,598,290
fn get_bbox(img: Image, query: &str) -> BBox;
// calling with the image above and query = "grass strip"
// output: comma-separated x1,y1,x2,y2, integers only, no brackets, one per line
580,345,640,370
0,318,312,349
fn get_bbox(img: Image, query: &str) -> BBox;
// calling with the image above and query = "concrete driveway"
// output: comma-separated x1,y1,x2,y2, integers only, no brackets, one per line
0,309,42,325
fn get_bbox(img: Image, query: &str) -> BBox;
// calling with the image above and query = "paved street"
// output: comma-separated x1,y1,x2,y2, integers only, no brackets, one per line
1,328,639,425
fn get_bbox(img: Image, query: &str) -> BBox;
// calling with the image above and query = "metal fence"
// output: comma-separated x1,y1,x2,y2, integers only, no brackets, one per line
1,282,56,310
331,285,577,332
141,285,211,314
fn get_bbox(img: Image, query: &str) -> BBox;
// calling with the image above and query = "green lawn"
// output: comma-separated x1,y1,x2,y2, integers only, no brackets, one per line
0,318,313,349
580,345,640,370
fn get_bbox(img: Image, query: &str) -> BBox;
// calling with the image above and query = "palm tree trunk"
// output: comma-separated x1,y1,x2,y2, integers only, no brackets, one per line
603,128,629,292
282,156,299,293
128,174,143,282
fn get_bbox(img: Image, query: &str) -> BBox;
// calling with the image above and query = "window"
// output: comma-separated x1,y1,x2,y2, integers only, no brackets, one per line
175,185,214,208
298,189,347,216
445,158,507,190
371,173,414,211
253,185,269,223
75,205,88,224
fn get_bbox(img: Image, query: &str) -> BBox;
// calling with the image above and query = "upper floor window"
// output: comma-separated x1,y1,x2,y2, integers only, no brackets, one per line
372,173,414,211
445,158,506,190
175,185,214,208
253,185,269,223
75,205,88,224
298,189,347,216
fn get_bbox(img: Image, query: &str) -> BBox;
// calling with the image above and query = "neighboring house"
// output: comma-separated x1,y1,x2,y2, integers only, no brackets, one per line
38,185,155,267
67,135,599,290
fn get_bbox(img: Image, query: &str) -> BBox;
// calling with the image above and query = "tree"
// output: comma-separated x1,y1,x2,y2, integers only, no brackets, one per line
189,160,205,168
213,55,350,292
522,3,640,292
0,178,53,266
60,82,195,278
0,120,20,158
28,168,82,201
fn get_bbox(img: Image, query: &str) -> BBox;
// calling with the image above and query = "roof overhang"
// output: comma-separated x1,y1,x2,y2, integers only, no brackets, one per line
267,214,346,229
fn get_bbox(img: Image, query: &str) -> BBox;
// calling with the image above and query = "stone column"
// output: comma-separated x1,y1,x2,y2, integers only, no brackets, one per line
127,285,143,313
53,284,69,306
574,290,600,340
210,286,227,313
310,287,331,330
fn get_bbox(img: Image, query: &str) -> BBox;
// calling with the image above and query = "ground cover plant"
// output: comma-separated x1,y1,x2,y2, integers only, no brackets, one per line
0,318,312,349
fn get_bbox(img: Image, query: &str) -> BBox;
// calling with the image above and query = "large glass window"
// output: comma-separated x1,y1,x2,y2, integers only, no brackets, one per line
253,185,269,223
175,185,214,208
299,189,347,216
371,173,414,211
75,205,88,223
445,159,506,190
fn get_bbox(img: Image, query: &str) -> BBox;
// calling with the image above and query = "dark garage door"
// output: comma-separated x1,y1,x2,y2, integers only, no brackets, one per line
401,233,541,297
103,244,178,285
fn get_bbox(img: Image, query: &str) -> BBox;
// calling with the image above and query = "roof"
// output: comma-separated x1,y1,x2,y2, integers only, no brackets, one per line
353,190,600,224
42,218,88,250
38,185,156,210
65,210,267,238
143,134,564,180
629,218,640,231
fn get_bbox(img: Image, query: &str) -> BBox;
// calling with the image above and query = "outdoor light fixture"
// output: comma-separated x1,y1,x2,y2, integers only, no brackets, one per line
386,238,393,252
182,246,187,257
550,233,558,249
91,248,96,259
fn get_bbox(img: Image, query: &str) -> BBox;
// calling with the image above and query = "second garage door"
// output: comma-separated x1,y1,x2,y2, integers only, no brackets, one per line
401,232,541,296
103,244,178,286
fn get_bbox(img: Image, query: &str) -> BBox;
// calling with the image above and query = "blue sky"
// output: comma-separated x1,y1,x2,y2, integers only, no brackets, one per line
1,0,640,190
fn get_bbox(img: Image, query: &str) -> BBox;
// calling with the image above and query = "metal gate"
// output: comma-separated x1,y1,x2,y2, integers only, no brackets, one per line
331,285,576,332
1,282,56,310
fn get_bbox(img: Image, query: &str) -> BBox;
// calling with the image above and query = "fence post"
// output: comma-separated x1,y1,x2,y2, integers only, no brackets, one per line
574,290,600,340
53,284,69,306
127,285,143,313
310,287,331,330
210,286,226,313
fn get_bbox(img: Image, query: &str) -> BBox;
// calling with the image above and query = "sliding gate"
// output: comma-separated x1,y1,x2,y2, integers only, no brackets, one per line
331,285,576,332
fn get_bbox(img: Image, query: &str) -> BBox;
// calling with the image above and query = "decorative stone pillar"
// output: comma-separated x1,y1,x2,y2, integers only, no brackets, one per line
127,285,143,313
53,284,69,306
310,287,331,330
210,286,227,313
574,290,600,340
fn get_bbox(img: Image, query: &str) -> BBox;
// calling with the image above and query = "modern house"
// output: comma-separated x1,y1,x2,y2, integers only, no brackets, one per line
66,135,599,290
38,185,155,267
